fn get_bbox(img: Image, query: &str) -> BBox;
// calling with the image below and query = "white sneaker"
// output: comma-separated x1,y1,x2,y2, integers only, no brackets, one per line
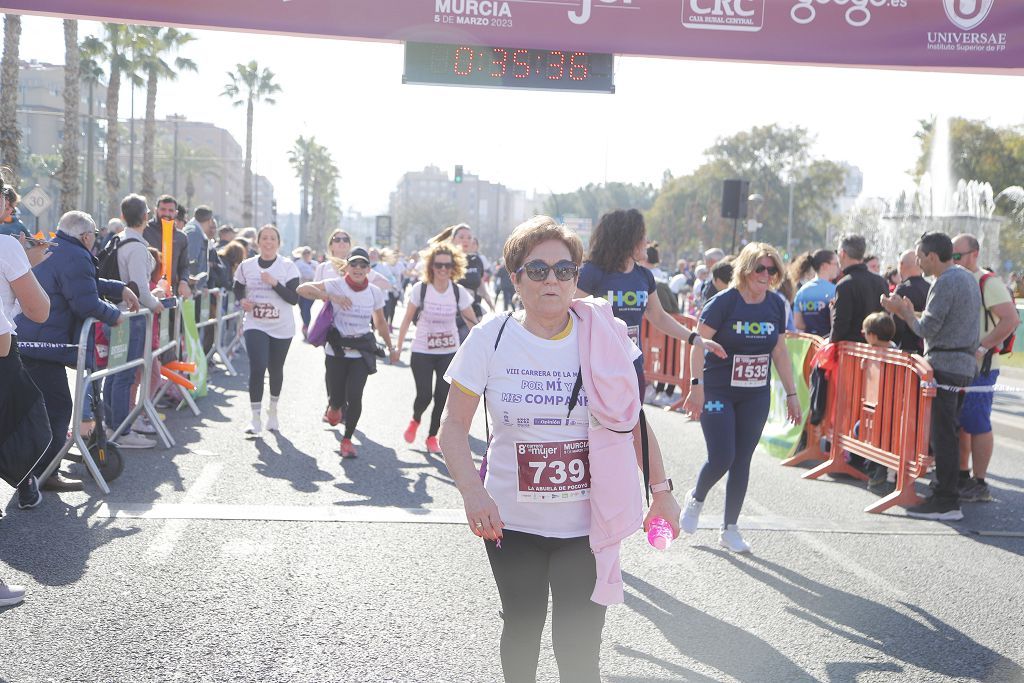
680,488,704,534
113,431,157,449
719,525,752,553
653,392,676,407
0,581,26,607
133,415,157,435
265,412,280,432
246,417,262,436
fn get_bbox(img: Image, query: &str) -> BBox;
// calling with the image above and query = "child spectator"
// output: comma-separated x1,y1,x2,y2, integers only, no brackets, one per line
861,311,897,493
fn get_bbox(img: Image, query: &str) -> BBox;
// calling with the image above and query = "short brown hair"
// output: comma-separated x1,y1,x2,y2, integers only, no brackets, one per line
730,242,785,289
420,242,467,284
862,312,896,342
503,216,584,277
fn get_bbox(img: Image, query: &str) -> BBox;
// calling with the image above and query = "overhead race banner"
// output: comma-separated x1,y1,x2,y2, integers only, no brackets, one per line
4,0,1023,73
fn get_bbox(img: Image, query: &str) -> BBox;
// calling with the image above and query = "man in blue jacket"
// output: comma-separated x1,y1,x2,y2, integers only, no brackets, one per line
15,210,140,494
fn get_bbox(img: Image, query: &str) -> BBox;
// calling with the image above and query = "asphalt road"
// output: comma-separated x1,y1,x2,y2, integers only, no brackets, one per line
2,316,1024,682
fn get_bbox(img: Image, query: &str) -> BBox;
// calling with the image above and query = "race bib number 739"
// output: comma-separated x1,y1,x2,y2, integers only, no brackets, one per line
515,440,590,503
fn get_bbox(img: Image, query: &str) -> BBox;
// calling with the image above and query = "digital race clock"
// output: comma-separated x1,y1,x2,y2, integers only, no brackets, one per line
403,42,615,94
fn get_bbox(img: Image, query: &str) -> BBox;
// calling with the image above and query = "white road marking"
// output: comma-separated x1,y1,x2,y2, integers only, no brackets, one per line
142,463,223,565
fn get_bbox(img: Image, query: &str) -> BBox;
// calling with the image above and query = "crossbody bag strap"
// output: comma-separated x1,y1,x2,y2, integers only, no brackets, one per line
483,312,515,445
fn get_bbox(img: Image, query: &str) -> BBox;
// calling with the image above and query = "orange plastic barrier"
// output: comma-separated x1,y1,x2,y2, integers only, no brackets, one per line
161,367,196,391
802,341,934,514
780,332,828,468
164,360,197,373
640,313,697,411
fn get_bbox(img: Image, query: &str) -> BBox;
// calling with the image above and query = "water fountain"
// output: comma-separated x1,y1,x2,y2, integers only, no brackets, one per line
866,116,1005,270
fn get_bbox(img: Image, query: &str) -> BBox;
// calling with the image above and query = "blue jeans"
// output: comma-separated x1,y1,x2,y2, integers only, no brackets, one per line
103,316,147,431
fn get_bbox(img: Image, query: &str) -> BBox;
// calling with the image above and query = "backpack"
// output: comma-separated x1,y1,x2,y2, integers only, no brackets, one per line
979,270,1015,355
411,281,460,325
96,235,123,303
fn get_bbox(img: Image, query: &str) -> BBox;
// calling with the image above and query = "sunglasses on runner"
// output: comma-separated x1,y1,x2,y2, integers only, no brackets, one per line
331,235,351,243
952,249,976,261
754,264,779,276
517,259,579,282
433,261,455,270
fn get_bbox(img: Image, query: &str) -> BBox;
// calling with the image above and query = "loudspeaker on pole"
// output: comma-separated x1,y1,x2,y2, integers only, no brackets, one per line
721,179,750,220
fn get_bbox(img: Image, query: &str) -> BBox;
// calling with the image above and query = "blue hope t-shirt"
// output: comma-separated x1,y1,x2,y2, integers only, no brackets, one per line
699,288,786,392
793,277,836,337
577,262,655,350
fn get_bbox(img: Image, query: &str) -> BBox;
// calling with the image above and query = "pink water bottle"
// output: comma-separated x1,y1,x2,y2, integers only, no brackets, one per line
647,517,674,550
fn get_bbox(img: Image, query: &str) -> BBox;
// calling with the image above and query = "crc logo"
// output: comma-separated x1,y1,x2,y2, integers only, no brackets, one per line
942,0,994,30
682,0,765,32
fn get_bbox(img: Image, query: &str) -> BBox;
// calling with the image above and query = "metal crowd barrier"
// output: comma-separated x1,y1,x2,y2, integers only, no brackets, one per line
210,289,244,376
151,301,200,420
37,308,163,494
801,341,935,514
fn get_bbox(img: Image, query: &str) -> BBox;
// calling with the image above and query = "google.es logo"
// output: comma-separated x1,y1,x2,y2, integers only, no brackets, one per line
682,0,766,32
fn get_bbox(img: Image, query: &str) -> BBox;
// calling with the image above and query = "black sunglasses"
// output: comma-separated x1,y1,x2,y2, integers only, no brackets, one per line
331,235,351,243
517,259,579,282
433,261,455,270
754,264,779,276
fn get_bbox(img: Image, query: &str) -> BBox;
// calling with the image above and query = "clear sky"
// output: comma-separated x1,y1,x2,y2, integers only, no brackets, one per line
15,14,1024,216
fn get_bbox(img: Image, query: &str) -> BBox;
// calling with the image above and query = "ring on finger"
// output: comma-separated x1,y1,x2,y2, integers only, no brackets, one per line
475,521,484,528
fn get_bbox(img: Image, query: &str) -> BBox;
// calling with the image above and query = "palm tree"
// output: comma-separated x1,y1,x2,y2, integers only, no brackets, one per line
308,142,341,248
0,14,21,187
135,26,196,200
222,61,281,224
79,35,106,218
88,23,139,213
287,135,316,242
58,19,80,214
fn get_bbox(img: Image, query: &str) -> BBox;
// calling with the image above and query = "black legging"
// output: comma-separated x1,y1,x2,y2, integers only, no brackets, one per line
410,351,454,437
485,530,606,682
244,329,292,403
325,354,369,439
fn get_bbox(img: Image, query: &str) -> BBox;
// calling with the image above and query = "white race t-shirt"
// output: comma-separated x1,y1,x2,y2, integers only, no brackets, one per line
0,300,12,336
323,278,385,358
0,235,31,333
410,281,473,355
234,255,300,339
445,314,592,538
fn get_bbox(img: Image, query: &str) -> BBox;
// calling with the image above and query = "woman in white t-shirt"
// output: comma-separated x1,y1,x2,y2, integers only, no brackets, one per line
392,241,477,454
233,225,300,436
298,247,395,458
438,216,681,682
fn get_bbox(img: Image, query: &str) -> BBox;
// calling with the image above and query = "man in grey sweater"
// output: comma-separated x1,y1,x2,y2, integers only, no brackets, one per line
104,194,165,449
882,231,980,521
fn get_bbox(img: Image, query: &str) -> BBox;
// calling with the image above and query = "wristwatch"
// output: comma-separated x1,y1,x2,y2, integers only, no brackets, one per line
650,479,673,494
691,377,703,386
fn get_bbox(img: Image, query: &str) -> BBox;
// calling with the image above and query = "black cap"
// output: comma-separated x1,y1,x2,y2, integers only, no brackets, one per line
348,247,371,264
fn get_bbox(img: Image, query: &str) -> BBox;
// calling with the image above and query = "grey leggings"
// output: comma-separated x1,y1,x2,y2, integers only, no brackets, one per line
244,329,292,403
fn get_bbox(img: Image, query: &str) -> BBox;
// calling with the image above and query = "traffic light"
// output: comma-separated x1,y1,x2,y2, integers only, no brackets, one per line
454,165,463,184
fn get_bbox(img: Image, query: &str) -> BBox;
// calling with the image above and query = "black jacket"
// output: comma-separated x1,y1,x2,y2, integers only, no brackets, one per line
893,274,930,353
830,263,889,343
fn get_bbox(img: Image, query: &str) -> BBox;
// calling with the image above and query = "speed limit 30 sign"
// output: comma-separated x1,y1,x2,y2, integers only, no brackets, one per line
21,186,53,217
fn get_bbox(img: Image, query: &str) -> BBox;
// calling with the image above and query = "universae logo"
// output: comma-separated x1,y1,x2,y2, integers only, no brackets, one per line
942,0,994,31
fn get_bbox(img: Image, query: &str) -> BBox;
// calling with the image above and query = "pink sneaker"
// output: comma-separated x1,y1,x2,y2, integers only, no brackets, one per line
425,435,441,455
403,419,419,444
340,438,357,458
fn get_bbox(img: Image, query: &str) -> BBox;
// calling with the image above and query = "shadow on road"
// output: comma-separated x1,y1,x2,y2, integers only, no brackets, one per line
0,498,141,586
619,572,815,682
332,430,451,508
253,431,333,493
701,548,1023,682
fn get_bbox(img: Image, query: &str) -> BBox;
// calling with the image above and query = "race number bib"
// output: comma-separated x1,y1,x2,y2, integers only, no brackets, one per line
253,302,280,320
626,325,640,348
731,354,770,387
516,440,591,503
426,332,456,351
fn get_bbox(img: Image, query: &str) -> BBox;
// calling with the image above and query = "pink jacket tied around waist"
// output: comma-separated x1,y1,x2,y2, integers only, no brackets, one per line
570,296,643,606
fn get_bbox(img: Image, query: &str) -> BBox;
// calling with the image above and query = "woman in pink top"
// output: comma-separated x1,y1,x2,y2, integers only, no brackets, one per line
439,216,680,682
392,241,478,454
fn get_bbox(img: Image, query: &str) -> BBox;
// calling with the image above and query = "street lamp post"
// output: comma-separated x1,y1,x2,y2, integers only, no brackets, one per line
787,181,795,257
168,114,186,199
